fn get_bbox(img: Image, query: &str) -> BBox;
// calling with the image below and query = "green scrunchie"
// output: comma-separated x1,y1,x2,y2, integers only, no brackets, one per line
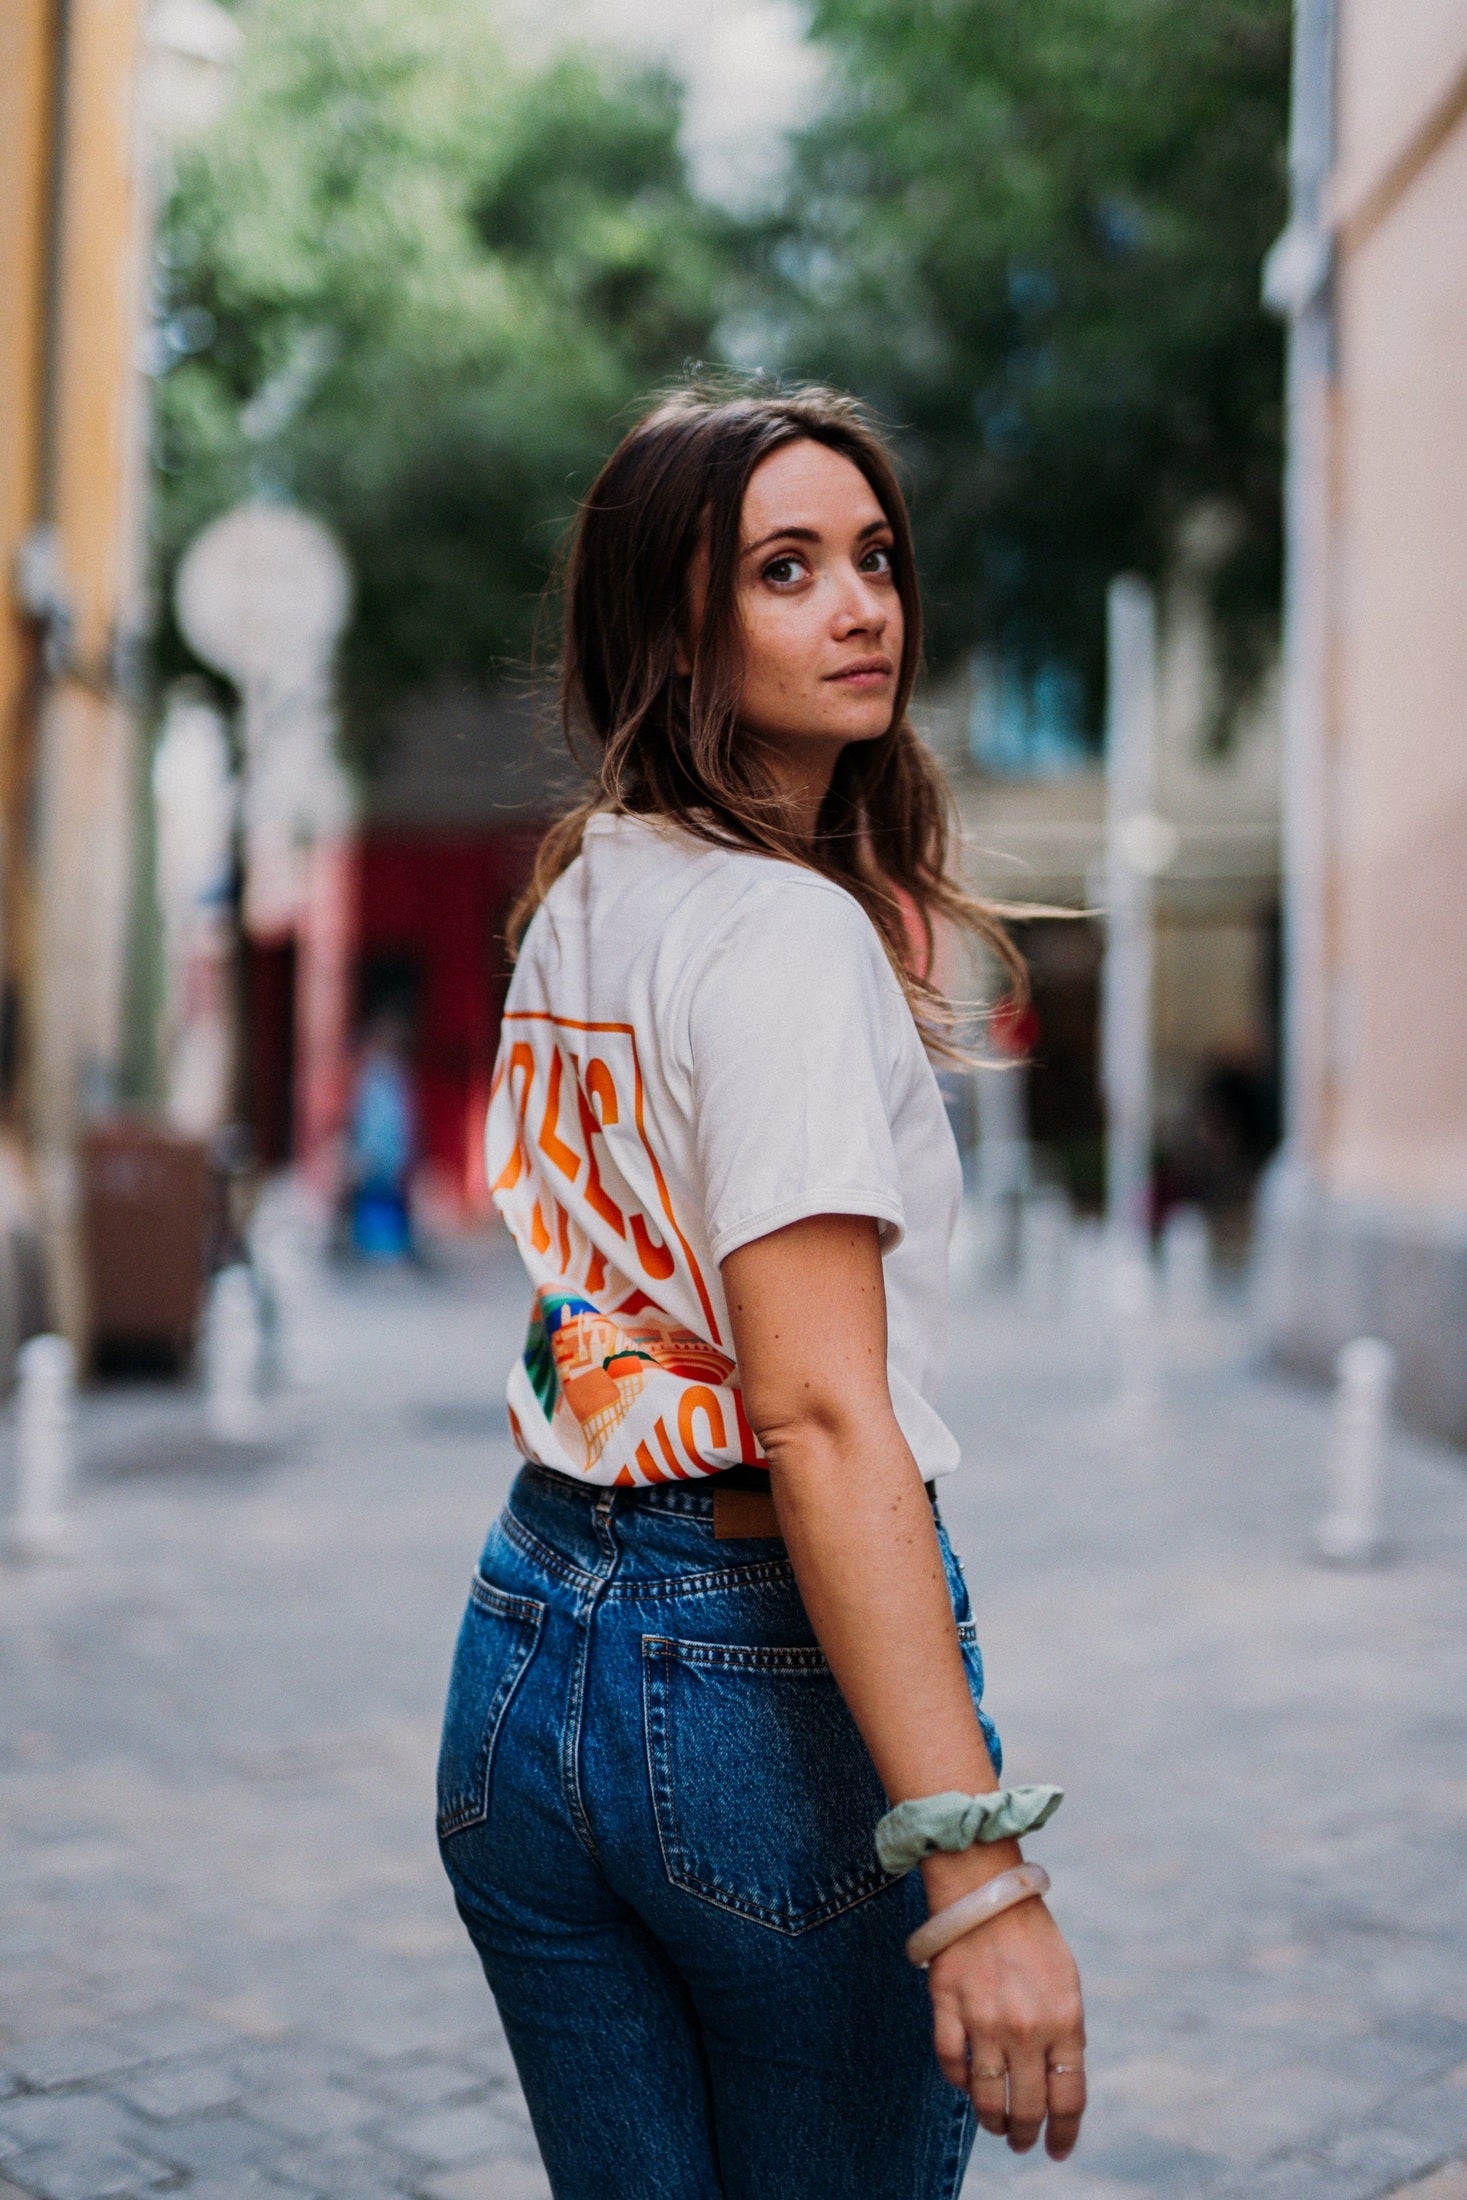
875,1785,1064,1876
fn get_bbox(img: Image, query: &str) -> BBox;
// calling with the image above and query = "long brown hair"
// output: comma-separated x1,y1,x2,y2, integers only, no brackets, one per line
513,379,1023,1046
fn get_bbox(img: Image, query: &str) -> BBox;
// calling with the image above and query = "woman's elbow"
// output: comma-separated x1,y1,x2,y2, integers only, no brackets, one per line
746,1387,898,1474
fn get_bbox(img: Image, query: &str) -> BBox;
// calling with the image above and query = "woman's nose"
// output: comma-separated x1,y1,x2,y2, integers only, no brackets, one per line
832,571,887,634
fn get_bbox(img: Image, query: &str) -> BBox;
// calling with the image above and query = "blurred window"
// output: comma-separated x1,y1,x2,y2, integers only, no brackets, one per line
969,654,1090,778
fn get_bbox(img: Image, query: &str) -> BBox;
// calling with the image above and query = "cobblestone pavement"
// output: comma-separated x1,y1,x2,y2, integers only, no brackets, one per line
1,1234,1465,2200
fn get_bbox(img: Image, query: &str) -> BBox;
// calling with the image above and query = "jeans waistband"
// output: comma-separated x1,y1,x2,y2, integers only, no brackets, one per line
518,1461,936,1515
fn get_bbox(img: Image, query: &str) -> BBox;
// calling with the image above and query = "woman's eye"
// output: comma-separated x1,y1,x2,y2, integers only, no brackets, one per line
862,544,894,576
762,555,805,586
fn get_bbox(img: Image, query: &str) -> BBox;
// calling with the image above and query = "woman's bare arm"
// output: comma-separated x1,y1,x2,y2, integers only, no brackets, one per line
722,1212,1086,2158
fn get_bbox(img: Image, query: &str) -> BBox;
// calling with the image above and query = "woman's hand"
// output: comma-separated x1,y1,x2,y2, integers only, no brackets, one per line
924,1856,1086,2158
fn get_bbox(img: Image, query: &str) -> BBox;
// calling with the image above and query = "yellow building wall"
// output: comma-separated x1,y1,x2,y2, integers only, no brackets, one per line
0,0,54,967
0,0,150,1339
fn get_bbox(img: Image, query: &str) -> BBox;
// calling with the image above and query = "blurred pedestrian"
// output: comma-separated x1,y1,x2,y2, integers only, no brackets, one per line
347,1012,416,1259
437,385,1085,2198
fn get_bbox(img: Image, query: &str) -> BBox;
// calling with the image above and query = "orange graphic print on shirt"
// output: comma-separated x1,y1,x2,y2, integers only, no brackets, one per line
485,1011,763,1486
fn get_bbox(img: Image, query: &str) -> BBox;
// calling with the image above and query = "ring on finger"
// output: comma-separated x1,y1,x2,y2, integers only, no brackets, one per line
972,2066,1007,2082
1048,2063,1085,2076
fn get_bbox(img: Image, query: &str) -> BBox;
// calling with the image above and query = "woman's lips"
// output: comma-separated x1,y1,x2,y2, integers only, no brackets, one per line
827,660,893,686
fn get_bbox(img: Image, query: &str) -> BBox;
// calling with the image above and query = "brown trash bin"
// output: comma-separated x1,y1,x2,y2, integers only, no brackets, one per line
82,1118,213,1369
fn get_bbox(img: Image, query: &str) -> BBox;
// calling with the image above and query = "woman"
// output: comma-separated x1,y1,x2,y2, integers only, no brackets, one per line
437,384,1086,2200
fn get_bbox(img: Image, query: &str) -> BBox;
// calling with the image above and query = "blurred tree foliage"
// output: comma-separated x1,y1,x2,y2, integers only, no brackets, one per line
153,0,739,756
770,0,1291,739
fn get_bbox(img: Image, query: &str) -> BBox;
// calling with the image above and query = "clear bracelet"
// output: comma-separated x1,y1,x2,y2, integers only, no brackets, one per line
905,1861,1051,1969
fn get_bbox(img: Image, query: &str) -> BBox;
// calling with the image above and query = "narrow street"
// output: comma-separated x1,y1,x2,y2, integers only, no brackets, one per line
1,1236,1465,2200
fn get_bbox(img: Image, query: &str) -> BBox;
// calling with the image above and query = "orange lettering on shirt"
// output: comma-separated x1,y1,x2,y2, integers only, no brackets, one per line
537,1049,582,1182
655,1416,699,1487
654,1415,690,1479
733,1390,762,1465
491,1043,535,1193
635,1437,667,1484
678,1386,728,1470
585,1056,619,1125
585,1241,607,1295
575,1076,626,1238
631,1213,676,1281
529,1201,551,1255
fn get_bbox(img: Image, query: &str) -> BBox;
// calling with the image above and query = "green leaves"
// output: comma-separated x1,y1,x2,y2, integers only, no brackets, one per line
152,0,1290,762
152,0,738,754
775,0,1291,734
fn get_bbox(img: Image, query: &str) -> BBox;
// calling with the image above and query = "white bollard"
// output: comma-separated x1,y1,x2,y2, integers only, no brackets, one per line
1161,1204,1212,1322
204,1264,262,1440
1111,1239,1163,1437
248,1178,329,1391
1316,1336,1395,1564
6,1333,76,1560
1020,1190,1070,1314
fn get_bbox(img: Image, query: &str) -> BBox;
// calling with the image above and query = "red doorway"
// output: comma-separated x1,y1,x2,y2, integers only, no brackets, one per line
355,826,544,1213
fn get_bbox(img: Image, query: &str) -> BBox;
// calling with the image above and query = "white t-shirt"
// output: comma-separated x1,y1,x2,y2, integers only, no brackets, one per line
485,812,962,1486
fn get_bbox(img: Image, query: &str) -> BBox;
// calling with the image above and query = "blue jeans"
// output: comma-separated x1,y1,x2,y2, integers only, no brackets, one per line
437,1466,1002,2200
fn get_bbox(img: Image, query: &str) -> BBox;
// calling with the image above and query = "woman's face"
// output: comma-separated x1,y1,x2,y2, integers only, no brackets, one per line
720,439,904,810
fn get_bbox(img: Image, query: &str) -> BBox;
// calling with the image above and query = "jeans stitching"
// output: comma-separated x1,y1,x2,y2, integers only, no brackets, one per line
605,1557,796,1602
940,2089,977,2197
640,1635,898,1936
467,1574,544,1627
437,1594,546,1839
560,1496,619,1869
501,1506,601,1591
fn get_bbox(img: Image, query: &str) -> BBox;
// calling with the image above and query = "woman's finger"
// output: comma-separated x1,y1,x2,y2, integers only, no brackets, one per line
1045,2056,1087,2160
967,2043,1008,2136
931,1997,973,2094
1004,2044,1048,2152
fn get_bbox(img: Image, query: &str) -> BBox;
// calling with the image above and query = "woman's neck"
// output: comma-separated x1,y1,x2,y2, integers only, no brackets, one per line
752,736,841,842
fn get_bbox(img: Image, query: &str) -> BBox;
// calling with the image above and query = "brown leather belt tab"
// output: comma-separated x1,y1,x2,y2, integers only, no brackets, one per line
713,1487,783,1541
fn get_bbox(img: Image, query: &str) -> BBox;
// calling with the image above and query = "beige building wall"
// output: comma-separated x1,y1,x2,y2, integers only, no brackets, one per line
1262,0,1467,1441
1328,34,1467,1206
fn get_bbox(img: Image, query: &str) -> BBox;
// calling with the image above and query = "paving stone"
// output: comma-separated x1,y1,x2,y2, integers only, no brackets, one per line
391,2101,518,2166
414,2163,551,2200
1080,2128,1223,2187
0,2095,151,2162
110,2059,243,2122
363,2059,485,2111
0,2146,174,2200
248,2079,375,2142
1380,2076,1467,2160
167,2177,323,2200
1388,2165,1467,2200
128,2110,276,2178
1,2035,155,2095
1321,2120,1457,2190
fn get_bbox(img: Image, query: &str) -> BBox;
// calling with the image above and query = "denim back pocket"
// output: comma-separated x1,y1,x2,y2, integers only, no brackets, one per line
437,1574,545,1840
643,1622,978,1934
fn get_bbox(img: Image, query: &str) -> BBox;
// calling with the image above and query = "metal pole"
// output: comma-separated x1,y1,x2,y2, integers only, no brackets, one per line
1101,575,1159,1252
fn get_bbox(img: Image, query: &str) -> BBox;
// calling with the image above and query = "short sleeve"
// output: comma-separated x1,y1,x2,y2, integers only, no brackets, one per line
686,878,907,1264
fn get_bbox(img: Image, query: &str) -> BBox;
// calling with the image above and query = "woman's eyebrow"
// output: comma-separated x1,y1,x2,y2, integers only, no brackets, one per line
742,524,820,557
741,517,890,558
